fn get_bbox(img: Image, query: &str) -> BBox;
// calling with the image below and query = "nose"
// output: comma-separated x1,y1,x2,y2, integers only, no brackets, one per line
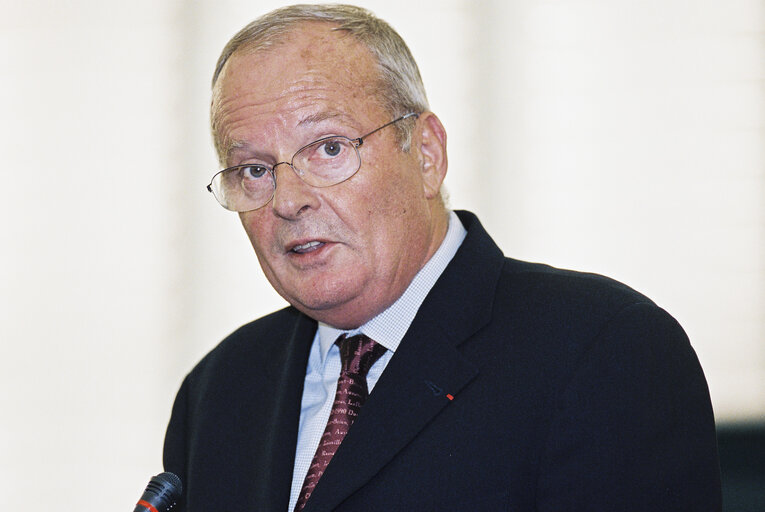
270,161,320,219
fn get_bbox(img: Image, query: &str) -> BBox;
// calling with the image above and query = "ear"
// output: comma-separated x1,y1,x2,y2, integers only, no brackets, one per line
415,112,448,199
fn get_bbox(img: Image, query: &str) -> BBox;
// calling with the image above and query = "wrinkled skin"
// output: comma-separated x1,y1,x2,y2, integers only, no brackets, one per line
212,22,449,329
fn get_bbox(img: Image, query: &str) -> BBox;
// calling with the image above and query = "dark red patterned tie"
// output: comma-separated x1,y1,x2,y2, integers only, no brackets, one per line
294,334,387,512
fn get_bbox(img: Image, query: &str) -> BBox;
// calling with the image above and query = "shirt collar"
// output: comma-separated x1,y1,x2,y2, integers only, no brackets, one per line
317,211,467,364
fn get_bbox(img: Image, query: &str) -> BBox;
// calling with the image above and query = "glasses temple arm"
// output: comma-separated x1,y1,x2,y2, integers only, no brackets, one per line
356,112,419,146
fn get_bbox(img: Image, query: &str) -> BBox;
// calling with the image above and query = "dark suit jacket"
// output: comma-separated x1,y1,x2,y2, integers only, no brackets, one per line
164,210,721,511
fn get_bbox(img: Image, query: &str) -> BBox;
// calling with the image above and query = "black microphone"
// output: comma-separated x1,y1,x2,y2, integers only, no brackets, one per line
134,472,182,512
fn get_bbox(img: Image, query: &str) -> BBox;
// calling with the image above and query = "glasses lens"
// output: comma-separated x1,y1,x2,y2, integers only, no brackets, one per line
293,136,360,187
210,164,274,212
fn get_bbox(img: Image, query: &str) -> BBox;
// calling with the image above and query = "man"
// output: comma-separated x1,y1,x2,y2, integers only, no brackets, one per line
163,5,721,511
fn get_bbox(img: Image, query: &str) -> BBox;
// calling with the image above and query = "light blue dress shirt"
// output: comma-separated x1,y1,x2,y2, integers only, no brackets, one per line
287,211,467,511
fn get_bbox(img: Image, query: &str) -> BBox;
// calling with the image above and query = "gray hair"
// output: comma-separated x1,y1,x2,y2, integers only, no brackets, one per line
211,4,429,161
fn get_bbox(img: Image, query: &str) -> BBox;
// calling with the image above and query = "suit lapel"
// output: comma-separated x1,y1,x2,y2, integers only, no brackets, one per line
246,310,316,512
303,211,505,512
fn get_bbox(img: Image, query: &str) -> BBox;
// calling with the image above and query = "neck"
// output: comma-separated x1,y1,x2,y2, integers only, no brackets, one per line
308,206,452,330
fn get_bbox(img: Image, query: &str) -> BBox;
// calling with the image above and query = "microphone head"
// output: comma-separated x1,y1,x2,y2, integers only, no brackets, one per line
135,472,182,512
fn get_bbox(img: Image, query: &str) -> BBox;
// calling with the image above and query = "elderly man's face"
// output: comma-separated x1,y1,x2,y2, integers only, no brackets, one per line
213,23,447,328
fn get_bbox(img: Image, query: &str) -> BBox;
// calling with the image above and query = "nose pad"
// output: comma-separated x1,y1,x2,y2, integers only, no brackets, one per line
270,161,302,189
270,161,318,217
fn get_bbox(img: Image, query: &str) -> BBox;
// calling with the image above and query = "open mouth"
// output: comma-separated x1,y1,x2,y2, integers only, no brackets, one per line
291,241,326,254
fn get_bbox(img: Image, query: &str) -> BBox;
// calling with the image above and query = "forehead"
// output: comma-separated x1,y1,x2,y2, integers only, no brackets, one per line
235,23,373,78
213,22,384,134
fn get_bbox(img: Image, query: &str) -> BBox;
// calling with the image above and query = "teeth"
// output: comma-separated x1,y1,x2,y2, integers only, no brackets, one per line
293,241,322,252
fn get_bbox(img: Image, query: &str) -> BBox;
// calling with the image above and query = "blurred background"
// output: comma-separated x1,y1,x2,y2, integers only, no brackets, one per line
1,0,763,509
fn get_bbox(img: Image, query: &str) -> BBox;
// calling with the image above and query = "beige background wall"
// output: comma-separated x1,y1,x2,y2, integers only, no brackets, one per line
1,0,762,509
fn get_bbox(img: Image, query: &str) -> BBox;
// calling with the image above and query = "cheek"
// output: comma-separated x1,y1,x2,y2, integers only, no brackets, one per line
239,215,291,293
360,154,422,212
239,212,275,254
354,177,428,257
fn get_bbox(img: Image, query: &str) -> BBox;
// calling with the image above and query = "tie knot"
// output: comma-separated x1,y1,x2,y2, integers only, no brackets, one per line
336,334,387,376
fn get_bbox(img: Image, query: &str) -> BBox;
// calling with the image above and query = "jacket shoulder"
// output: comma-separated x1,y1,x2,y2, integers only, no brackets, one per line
186,306,310,383
488,258,674,357
500,258,654,314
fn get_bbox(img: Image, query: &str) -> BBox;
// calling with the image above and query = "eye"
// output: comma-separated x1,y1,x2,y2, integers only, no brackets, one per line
240,165,268,179
321,141,342,157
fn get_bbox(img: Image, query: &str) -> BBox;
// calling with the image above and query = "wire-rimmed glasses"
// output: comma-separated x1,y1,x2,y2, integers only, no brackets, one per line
207,112,419,212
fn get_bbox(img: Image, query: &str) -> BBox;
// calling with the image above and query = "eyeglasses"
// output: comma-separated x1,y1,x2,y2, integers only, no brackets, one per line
207,112,419,212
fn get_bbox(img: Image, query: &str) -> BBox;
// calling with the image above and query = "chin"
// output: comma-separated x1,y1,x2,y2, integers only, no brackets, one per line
283,277,358,308
286,283,374,327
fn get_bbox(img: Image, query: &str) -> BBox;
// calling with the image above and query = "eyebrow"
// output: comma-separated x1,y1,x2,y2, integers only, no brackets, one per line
223,139,247,163
297,111,355,128
223,112,358,164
